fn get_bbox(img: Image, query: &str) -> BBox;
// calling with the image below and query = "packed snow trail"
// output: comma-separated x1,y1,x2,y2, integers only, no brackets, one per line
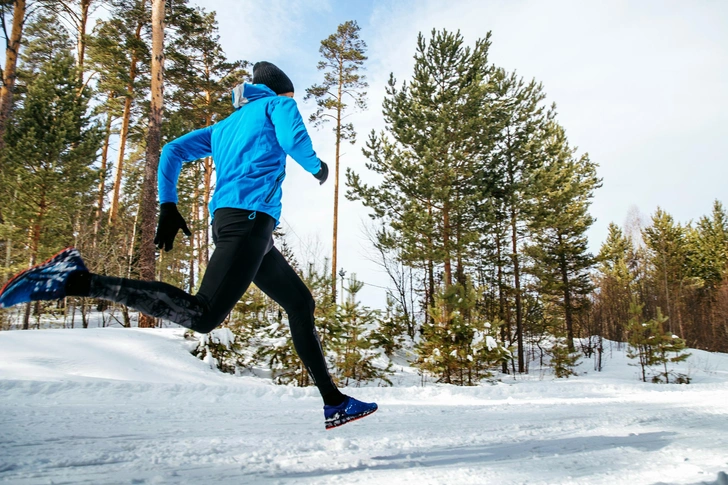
1,328,727,484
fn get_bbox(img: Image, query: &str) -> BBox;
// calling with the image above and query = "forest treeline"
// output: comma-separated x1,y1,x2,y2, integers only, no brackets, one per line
1,0,726,385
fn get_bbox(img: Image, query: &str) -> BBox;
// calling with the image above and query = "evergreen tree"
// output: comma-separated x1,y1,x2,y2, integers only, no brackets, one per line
642,208,689,336
86,0,149,226
626,301,691,383
686,200,728,290
370,293,408,356
330,274,392,386
548,332,581,378
190,326,246,374
416,282,509,385
14,12,74,82
347,28,493,328
526,122,602,351
487,69,551,372
44,0,95,88
86,7,135,235
306,20,368,302
593,223,637,342
1,41,100,329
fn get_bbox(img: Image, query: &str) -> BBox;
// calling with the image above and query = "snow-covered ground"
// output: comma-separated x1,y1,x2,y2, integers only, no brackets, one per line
1,327,727,485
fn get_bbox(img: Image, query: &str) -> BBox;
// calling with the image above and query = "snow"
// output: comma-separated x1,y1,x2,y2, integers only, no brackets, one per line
1,328,728,484
485,335,498,351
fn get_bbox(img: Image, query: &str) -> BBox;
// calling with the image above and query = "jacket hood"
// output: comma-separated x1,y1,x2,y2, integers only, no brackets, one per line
231,83,276,109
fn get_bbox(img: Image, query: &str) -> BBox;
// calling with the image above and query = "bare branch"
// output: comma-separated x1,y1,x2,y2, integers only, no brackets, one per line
77,71,98,98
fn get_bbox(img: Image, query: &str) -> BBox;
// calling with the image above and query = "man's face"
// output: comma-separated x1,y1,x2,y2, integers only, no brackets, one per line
279,92,294,98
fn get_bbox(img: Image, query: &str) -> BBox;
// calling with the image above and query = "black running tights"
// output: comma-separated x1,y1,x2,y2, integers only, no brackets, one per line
86,208,337,396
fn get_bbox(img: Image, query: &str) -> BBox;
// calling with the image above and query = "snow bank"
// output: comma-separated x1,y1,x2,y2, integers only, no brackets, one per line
1,327,727,485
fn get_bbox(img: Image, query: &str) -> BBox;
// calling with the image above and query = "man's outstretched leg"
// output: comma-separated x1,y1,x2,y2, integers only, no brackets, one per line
253,246,378,429
0,209,272,333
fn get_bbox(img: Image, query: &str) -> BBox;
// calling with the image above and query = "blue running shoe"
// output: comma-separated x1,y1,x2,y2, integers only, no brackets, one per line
0,248,88,308
324,396,378,430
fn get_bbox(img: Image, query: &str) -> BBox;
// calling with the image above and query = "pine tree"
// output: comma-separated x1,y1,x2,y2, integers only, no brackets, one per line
1,40,101,329
416,281,509,385
87,0,150,226
370,293,408,356
306,20,368,302
487,69,551,372
687,200,728,290
526,122,602,351
190,326,246,374
642,208,689,336
347,29,493,327
44,0,95,89
548,331,581,378
330,274,392,386
626,301,691,383
86,6,140,235
593,223,637,342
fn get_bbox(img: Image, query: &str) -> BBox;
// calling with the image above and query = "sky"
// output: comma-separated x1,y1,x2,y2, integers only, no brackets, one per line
188,0,727,307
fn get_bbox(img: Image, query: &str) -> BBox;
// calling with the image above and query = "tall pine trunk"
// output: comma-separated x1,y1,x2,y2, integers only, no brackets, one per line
558,234,575,351
201,85,214,265
76,0,91,88
442,202,453,288
202,156,212,263
95,108,113,237
108,14,145,224
190,166,200,292
496,225,509,373
138,0,165,328
331,56,344,303
23,191,46,330
0,0,26,156
426,203,436,326
3,186,19,285
510,203,524,373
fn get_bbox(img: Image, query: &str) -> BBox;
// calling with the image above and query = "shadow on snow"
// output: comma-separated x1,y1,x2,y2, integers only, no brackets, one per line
277,431,676,479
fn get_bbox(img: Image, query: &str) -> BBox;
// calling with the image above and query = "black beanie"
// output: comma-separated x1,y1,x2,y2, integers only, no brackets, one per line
252,61,294,95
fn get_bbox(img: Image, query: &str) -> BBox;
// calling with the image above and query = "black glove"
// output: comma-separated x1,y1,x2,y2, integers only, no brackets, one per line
154,202,191,252
314,160,328,185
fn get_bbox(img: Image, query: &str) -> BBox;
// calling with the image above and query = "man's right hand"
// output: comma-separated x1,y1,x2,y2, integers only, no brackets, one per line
314,160,329,185
154,202,192,252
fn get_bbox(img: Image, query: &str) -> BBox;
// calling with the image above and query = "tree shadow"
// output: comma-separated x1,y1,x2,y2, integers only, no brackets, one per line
278,431,676,479
653,471,728,485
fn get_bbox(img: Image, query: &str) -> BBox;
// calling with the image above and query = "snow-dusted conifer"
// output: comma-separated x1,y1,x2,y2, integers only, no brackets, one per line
416,283,509,385
626,301,691,383
330,274,392,386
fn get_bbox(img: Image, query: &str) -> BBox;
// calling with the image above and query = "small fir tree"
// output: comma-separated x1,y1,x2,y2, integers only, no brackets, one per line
189,327,245,374
416,283,509,385
331,274,392,386
626,301,691,383
548,330,581,378
369,294,408,357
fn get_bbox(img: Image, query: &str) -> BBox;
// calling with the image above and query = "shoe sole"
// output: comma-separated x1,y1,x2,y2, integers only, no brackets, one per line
325,407,378,430
0,247,79,307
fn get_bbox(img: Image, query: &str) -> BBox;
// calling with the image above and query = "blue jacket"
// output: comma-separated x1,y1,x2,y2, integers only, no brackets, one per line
158,83,321,224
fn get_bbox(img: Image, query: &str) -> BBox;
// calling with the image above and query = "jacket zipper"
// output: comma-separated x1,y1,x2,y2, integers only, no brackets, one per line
265,172,285,203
